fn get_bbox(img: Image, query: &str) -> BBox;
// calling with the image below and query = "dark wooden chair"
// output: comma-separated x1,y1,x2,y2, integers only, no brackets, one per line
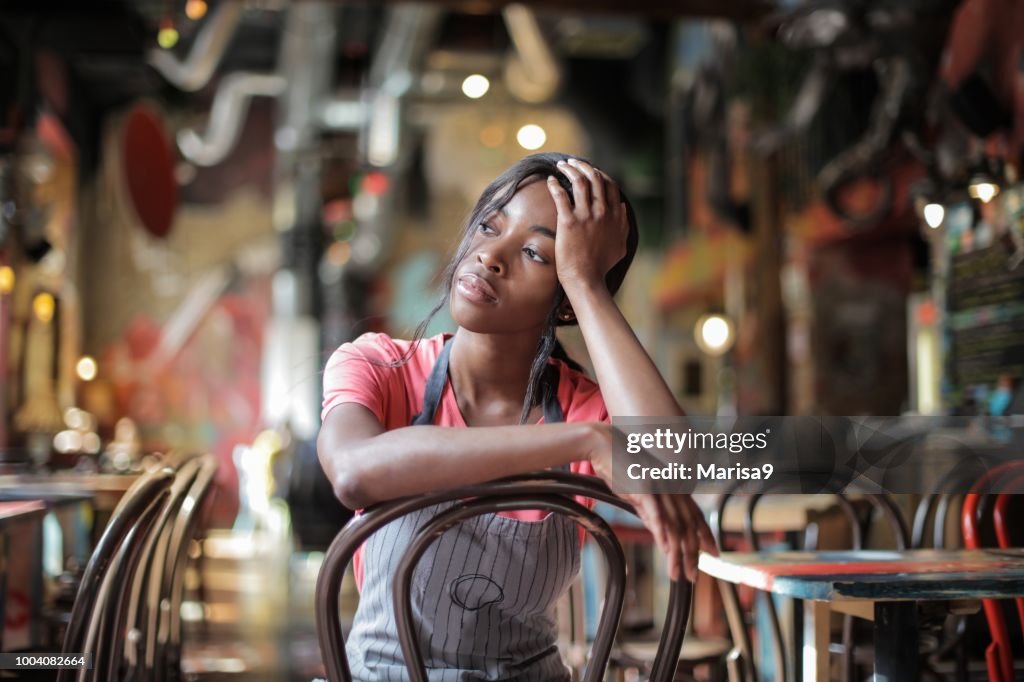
153,454,218,682
120,453,217,682
315,470,694,682
56,466,176,682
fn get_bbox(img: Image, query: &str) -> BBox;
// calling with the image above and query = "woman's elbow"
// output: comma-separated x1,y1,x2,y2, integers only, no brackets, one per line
331,469,371,510
317,438,372,509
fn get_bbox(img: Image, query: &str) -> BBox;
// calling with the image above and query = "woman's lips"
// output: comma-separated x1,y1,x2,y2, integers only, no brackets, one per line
456,274,498,304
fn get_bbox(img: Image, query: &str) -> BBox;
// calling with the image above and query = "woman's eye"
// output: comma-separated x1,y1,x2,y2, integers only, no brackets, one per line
477,223,496,235
523,247,546,263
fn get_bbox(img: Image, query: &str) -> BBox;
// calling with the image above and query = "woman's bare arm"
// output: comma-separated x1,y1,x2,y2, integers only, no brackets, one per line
548,158,717,581
549,159,682,418
318,403,601,509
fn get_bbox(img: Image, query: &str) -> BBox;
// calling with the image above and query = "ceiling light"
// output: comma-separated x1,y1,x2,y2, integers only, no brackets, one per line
516,124,546,150
461,74,490,99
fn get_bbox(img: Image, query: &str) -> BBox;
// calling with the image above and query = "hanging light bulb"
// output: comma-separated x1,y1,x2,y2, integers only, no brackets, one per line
968,177,999,203
516,124,546,150
461,75,490,99
922,203,945,229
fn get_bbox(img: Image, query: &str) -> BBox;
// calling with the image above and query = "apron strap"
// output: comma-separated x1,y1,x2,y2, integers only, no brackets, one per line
412,337,570,473
411,337,454,426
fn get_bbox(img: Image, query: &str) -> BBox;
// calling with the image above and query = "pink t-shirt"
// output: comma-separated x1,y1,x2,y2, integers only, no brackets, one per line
321,332,607,588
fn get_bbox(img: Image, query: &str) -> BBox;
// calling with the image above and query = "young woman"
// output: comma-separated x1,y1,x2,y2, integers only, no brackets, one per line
318,152,717,681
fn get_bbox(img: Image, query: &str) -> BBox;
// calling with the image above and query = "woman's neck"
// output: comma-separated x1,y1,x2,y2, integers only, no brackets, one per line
448,328,542,413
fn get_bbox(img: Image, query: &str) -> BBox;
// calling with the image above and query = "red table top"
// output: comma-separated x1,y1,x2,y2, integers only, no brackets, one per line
0,500,46,524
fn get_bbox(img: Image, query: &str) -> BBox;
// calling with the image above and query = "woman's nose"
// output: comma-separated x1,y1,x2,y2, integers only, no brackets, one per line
477,249,505,275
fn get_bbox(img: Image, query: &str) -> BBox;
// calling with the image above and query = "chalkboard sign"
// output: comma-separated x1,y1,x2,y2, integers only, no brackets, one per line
948,245,1024,386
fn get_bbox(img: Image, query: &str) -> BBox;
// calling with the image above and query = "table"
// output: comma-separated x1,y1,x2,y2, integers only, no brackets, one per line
0,473,138,513
699,549,1024,682
0,501,47,651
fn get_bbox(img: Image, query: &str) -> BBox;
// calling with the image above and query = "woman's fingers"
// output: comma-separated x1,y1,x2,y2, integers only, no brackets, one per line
546,176,572,217
556,160,592,216
625,493,717,583
656,496,687,581
672,497,702,582
594,167,621,207
566,159,606,218
685,496,720,556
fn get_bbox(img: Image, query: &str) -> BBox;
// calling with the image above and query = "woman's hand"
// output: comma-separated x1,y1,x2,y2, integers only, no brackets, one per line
546,158,629,293
586,423,719,582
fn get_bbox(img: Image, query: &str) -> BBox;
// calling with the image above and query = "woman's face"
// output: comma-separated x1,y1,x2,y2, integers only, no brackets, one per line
450,178,561,335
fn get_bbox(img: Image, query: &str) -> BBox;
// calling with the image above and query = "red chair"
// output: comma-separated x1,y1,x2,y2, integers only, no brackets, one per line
993,472,1024,654
961,460,1024,682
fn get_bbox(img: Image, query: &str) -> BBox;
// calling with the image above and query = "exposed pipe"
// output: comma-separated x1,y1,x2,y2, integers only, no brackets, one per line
177,72,286,166
147,1,246,92
368,5,444,96
358,5,443,168
502,3,561,103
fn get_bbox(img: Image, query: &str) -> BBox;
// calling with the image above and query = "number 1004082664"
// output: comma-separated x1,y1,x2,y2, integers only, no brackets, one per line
0,654,91,669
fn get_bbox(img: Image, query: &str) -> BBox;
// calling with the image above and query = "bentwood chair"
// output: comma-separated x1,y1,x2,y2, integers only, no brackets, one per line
711,479,908,682
154,454,218,681
315,470,694,682
121,453,218,682
56,465,176,682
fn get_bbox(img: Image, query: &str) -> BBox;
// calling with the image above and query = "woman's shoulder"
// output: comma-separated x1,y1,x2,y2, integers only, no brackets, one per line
333,332,446,366
549,357,607,421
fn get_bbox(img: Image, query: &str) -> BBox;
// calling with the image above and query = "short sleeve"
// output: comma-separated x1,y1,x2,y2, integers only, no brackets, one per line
321,332,401,424
563,374,610,425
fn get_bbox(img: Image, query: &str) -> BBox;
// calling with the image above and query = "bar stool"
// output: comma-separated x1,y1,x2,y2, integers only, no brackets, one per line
315,470,694,682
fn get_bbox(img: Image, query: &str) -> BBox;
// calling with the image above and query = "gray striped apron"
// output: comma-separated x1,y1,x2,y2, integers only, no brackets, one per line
346,339,580,681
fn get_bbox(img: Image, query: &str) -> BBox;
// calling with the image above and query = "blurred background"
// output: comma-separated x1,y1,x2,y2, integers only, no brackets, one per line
1,0,1023,678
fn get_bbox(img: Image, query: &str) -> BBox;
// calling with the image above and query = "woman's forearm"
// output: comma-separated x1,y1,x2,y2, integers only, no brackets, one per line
567,282,684,418
319,414,600,508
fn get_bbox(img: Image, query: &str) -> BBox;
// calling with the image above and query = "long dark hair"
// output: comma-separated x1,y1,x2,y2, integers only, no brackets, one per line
405,152,640,423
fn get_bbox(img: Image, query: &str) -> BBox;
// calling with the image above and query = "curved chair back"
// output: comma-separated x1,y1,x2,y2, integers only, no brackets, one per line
120,454,207,680
912,455,996,549
156,454,218,681
315,471,692,682
961,460,1024,682
57,466,175,682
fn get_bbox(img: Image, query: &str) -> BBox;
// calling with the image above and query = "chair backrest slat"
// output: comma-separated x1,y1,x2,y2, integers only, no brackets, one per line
156,454,218,679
